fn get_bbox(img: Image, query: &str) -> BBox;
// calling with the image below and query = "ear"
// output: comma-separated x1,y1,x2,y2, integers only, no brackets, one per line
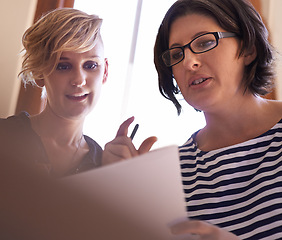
244,46,257,66
102,58,108,84
35,78,45,88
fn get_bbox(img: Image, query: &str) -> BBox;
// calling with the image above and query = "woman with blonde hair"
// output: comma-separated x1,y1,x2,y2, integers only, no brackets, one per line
1,8,108,177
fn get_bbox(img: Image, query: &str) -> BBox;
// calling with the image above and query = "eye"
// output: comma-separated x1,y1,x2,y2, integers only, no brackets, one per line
83,61,98,70
56,63,71,71
197,40,215,49
170,48,183,60
193,35,217,52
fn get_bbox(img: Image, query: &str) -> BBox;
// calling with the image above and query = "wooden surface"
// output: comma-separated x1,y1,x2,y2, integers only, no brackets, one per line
15,0,74,115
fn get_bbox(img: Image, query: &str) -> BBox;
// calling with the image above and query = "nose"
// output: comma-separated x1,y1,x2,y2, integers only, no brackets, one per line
70,68,86,87
182,48,201,70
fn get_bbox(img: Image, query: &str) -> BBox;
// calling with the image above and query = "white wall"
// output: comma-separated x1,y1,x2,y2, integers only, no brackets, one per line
0,0,281,119
0,0,36,117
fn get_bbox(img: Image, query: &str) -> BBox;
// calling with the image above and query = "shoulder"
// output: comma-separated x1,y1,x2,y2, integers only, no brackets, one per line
84,135,102,151
0,112,41,162
179,133,197,152
84,135,103,164
0,111,30,122
269,99,282,110
0,112,31,133
267,100,282,120
0,111,35,146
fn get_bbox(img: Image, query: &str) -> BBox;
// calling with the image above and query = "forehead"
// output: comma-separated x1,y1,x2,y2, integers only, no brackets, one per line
60,40,105,59
169,14,223,45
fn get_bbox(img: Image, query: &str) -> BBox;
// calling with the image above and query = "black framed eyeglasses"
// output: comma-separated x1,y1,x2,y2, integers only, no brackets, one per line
161,32,237,67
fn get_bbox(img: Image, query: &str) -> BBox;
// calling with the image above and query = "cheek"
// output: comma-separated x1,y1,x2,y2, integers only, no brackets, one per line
92,80,103,92
88,68,105,84
222,55,245,77
44,80,57,96
44,79,65,96
172,68,188,90
87,72,105,97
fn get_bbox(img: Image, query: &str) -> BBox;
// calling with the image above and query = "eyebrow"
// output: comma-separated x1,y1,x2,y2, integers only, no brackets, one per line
59,55,101,61
169,30,209,48
59,57,70,60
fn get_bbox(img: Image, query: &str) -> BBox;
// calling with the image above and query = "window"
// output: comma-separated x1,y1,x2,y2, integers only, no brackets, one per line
75,0,206,149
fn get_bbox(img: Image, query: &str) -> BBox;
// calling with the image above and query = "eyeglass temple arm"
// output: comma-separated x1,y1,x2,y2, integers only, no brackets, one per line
218,32,237,39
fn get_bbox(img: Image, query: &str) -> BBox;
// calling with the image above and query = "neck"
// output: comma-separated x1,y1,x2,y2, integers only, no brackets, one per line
204,94,266,130
196,95,276,151
30,107,85,146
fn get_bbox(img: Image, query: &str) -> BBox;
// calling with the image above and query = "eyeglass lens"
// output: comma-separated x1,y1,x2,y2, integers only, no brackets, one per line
162,33,218,67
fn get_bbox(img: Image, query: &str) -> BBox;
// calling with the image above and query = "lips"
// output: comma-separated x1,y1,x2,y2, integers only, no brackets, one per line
66,93,89,101
189,76,212,86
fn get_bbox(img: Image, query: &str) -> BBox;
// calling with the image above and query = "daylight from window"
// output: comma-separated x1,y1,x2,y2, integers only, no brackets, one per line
74,0,206,149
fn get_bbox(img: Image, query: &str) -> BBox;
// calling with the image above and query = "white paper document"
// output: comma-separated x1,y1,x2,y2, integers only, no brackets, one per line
63,145,187,239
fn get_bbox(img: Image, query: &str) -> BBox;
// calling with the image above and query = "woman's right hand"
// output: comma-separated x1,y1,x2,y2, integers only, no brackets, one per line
169,219,241,240
102,117,157,166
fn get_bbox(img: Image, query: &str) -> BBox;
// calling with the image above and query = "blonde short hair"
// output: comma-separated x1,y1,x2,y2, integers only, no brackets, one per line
20,8,103,86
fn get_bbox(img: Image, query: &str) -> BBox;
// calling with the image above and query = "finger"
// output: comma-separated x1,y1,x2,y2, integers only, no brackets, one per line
170,220,239,239
116,116,135,137
138,136,158,154
170,220,205,235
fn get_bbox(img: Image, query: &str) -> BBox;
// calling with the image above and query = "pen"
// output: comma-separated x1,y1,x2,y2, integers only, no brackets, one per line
130,124,139,140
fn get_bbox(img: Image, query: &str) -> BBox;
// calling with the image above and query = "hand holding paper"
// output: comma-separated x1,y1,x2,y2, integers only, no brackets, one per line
102,116,157,165
169,219,240,240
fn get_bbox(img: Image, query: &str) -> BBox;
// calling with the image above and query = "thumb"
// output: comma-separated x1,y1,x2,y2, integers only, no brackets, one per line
138,136,158,155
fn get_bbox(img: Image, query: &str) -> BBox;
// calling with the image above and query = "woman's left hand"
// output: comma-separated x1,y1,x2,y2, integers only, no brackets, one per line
170,219,241,240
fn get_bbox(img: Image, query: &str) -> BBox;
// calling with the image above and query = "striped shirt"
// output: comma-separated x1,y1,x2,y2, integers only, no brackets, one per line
179,119,282,240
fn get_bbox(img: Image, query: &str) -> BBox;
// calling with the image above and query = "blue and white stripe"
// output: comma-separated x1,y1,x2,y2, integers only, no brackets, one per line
179,120,282,240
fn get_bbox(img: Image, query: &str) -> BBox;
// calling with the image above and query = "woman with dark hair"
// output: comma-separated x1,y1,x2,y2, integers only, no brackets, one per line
154,0,282,239
103,0,282,239
154,0,275,115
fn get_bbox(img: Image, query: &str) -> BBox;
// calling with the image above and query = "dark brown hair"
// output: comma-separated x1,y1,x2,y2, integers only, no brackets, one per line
154,0,275,114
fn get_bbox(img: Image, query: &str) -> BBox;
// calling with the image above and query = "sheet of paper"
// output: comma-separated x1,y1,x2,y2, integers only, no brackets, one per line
63,145,186,239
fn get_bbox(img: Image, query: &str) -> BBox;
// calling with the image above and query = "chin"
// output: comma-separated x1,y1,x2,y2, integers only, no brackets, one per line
63,108,90,120
187,97,214,112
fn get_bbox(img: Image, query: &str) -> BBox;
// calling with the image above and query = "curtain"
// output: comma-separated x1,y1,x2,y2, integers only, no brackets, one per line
249,0,276,100
15,0,74,115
